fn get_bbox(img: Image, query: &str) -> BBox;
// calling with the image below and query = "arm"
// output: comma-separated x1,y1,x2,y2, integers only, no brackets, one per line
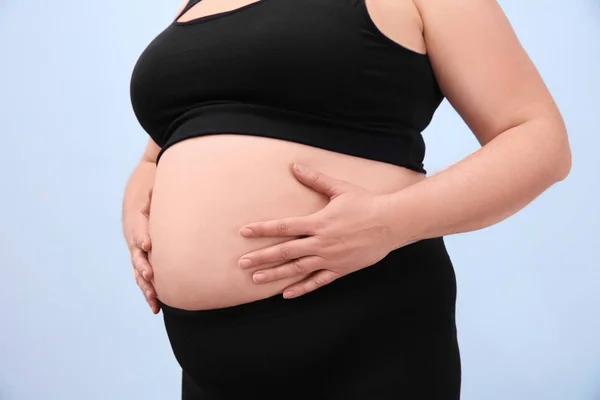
383,0,572,248
223,0,572,298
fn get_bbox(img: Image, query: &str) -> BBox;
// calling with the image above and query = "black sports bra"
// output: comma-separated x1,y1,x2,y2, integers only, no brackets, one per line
130,0,444,173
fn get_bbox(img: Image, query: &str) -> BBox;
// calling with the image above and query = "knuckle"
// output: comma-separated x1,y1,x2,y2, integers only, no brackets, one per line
134,269,143,281
319,237,333,248
293,260,306,275
279,246,291,260
311,276,325,289
318,235,341,249
314,220,326,233
276,221,288,235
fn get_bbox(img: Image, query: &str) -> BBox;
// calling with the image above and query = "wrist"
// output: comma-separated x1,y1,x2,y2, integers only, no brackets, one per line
377,191,428,251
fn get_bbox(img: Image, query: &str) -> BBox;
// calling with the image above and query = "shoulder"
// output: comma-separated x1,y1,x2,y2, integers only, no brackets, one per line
411,0,562,144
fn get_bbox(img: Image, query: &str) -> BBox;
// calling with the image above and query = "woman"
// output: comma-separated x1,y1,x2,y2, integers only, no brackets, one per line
122,0,572,398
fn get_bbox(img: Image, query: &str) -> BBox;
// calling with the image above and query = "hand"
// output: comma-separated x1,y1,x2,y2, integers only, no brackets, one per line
238,163,396,299
123,188,160,314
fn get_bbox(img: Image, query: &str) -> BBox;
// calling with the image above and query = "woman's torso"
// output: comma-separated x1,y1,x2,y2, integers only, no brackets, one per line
133,0,441,310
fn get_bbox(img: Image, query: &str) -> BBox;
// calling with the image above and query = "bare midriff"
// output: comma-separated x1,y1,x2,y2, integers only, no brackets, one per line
148,134,426,310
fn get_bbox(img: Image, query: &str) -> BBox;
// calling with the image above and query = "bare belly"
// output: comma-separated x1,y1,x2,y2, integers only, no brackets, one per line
148,134,425,310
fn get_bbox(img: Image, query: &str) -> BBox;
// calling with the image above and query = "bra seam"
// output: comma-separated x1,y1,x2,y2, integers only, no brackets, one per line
357,0,429,58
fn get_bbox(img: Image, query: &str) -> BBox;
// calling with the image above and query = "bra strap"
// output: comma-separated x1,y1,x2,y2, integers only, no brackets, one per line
175,0,203,21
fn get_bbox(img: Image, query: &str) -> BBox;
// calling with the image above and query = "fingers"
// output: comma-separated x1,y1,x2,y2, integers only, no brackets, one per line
239,236,319,269
141,188,153,217
125,190,158,313
291,163,348,198
240,216,317,239
128,222,152,253
134,269,160,314
138,233,152,253
131,246,154,280
149,300,160,314
252,256,323,283
131,244,158,313
282,270,339,299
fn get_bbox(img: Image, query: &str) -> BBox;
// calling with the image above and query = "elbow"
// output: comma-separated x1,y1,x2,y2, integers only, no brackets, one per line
546,115,572,182
555,142,572,182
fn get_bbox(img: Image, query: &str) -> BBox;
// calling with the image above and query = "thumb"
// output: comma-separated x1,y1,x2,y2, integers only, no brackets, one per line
292,163,349,198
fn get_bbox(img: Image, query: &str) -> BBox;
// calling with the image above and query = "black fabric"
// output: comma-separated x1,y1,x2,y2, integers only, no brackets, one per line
130,0,444,172
158,238,461,400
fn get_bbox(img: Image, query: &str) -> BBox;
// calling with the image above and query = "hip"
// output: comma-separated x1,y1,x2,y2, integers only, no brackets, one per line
159,237,460,399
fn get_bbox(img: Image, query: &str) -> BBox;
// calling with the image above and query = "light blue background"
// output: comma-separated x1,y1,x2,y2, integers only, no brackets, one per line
0,1,598,399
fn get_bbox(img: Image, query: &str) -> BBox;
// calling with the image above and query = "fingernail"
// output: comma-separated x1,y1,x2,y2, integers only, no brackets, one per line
239,258,253,268
283,290,295,299
294,163,307,174
240,227,253,237
253,273,266,283
142,241,148,251
142,270,148,279
145,290,152,298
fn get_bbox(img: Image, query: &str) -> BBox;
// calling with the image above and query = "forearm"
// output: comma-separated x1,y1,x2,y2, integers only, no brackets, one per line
384,115,571,249
122,160,156,221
